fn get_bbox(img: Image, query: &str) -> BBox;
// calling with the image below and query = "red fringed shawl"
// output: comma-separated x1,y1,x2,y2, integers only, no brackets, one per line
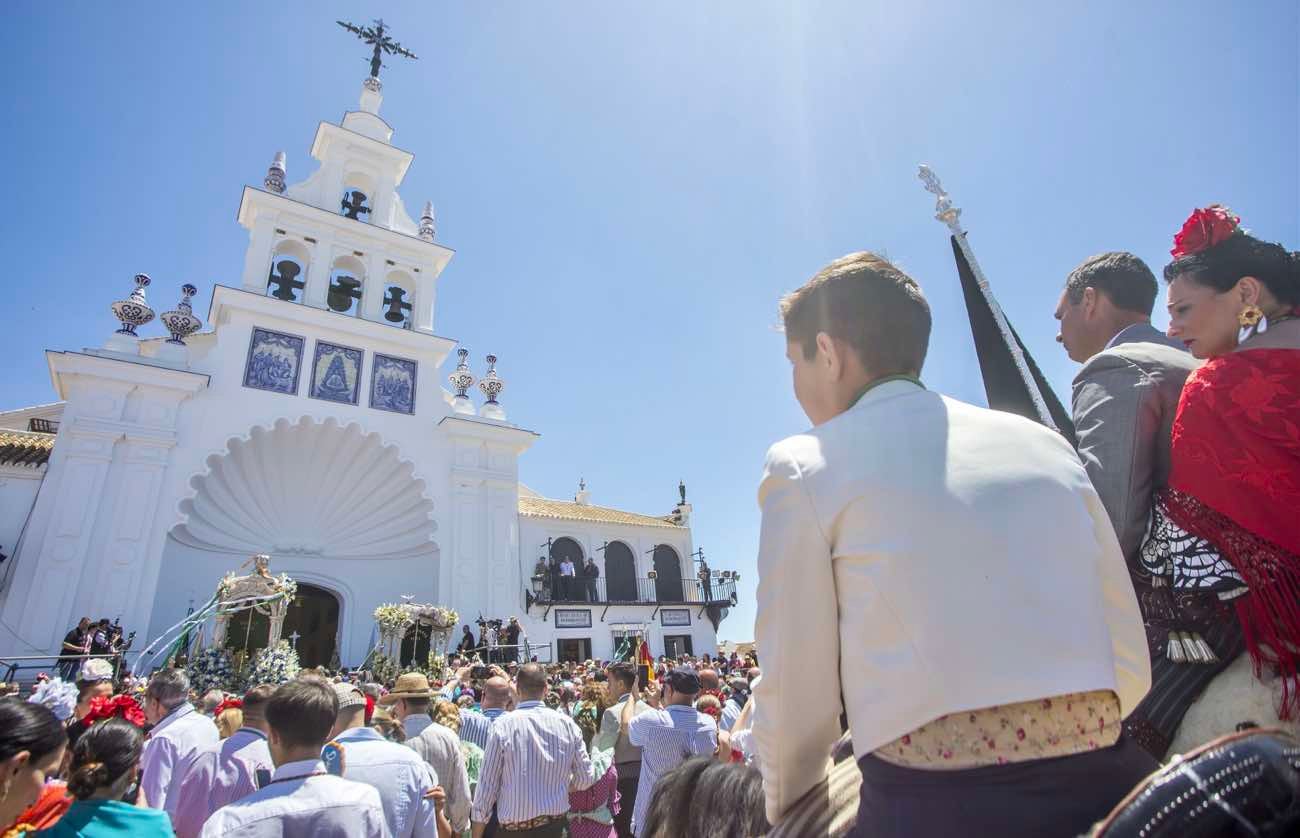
1165,348,1300,716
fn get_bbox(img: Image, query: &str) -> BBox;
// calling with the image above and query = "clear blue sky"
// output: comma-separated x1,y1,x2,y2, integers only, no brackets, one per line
3,2,1296,641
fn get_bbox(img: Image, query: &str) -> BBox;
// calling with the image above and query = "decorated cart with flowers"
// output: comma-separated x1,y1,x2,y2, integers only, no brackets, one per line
132,554,300,687
367,597,459,681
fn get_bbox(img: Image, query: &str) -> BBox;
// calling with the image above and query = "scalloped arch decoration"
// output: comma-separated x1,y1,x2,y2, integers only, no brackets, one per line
171,416,437,560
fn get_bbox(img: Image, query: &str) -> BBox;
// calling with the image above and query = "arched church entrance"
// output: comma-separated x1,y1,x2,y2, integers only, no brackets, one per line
169,417,440,668
283,584,340,668
223,583,339,668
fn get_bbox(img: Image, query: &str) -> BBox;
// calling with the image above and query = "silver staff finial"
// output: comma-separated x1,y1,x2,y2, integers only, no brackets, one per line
917,164,964,236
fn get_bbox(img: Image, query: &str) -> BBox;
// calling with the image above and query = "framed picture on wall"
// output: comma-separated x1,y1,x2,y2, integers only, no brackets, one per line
371,353,418,414
309,341,363,405
660,609,691,627
243,327,305,395
554,609,593,629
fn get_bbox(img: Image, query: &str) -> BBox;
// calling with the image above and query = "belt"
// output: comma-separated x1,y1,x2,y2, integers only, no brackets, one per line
501,813,567,831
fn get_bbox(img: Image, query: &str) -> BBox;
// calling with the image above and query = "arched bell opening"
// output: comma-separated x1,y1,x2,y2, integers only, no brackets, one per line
266,240,310,303
382,269,415,329
327,255,366,317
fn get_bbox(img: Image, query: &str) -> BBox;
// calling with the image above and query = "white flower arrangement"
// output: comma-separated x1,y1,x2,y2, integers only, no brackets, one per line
188,648,235,694
28,677,79,721
247,640,300,686
374,604,414,640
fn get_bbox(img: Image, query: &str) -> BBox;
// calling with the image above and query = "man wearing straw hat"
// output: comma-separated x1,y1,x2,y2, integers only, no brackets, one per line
381,672,472,834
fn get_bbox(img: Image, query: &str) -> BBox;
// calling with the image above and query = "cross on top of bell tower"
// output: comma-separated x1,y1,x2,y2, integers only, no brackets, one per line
336,18,418,85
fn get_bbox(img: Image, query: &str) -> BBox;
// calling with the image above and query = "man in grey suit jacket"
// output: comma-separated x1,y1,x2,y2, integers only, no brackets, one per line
1054,251,1195,562
1055,251,1239,758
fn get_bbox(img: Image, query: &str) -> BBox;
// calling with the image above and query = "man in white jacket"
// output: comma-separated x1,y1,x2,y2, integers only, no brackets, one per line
752,252,1153,837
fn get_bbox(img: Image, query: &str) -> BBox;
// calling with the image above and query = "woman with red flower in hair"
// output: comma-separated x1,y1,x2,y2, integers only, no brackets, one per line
1136,204,1300,751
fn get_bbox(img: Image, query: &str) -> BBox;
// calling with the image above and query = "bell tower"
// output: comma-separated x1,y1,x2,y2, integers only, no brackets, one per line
234,33,451,336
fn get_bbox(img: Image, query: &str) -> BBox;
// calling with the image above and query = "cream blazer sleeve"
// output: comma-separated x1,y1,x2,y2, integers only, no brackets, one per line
752,441,842,826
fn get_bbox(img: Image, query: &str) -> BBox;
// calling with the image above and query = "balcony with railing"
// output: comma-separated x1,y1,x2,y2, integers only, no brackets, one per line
527,574,739,607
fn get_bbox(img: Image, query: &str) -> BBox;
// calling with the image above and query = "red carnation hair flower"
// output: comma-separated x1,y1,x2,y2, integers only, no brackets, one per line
214,697,243,717
1171,204,1241,259
83,694,146,728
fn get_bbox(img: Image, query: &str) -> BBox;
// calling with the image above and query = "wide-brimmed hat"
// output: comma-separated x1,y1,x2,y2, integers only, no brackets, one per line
377,672,433,705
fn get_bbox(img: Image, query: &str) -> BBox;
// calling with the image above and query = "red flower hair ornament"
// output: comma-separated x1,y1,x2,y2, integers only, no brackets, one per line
214,697,243,717
1171,204,1242,259
83,694,146,728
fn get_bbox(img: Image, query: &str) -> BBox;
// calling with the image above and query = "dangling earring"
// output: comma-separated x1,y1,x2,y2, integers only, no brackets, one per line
1237,304,1267,344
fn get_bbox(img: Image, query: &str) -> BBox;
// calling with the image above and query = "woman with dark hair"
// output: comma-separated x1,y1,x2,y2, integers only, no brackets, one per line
41,718,171,837
1139,205,1300,748
0,700,68,829
638,756,770,838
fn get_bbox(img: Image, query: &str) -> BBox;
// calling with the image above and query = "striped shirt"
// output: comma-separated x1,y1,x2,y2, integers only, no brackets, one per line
471,700,597,826
459,707,507,751
627,704,718,836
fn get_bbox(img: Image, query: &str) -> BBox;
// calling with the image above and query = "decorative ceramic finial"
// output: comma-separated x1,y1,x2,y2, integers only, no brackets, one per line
579,477,586,492
917,164,964,236
479,354,506,420
111,274,156,337
448,348,476,415
419,201,436,241
264,151,287,194
160,284,203,345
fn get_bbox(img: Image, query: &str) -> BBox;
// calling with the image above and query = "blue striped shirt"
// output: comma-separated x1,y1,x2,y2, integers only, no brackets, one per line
627,705,718,836
458,707,507,751
471,701,596,825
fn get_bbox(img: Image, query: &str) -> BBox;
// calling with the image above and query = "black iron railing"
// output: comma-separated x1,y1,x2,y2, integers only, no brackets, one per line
528,575,738,606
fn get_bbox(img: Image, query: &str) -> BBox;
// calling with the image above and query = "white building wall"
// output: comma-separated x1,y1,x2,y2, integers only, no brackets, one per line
514,513,719,663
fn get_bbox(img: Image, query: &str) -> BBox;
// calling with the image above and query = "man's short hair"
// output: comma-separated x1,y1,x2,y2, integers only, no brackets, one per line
241,684,276,715
146,669,190,709
516,663,547,696
265,675,338,748
607,662,637,689
1064,252,1157,316
780,252,931,377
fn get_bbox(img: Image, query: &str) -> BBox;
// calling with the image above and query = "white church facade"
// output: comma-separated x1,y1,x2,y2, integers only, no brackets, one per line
0,68,735,671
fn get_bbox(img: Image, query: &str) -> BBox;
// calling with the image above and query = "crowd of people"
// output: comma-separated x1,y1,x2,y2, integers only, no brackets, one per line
1,204,1297,836
454,618,528,665
0,648,761,838
55,619,133,682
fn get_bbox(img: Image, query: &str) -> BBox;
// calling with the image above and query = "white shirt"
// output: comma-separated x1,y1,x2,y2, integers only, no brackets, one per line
471,700,596,825
199,758,389,837
751,381,1150,825
560,560,576,577
140,702,220,819
171,727,273,838
332,726,439,838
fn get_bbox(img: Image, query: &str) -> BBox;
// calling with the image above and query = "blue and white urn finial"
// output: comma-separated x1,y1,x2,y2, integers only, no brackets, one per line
479,354,506,420
265,151,287,194
160,284,203,345
106,273,156,354
447,347,476,415
419,201,436,242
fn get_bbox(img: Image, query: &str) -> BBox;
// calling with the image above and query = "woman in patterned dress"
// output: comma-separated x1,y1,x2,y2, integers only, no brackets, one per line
567,697,619,838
